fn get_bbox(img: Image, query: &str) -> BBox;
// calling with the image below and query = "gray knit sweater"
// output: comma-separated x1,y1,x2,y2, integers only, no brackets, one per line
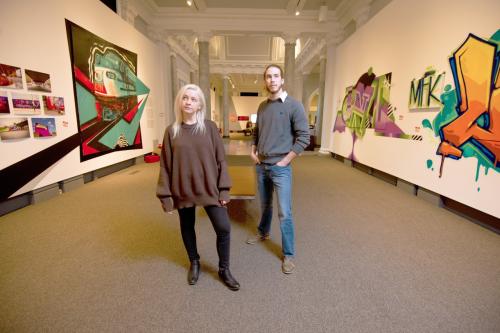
156,120,231,212
253,95,310,164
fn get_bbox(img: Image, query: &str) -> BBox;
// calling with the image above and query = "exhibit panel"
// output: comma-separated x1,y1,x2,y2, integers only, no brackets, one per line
322,0,500,217
0,0,167,200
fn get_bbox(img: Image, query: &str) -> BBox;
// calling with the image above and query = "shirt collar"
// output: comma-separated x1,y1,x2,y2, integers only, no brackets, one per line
268,90,288,103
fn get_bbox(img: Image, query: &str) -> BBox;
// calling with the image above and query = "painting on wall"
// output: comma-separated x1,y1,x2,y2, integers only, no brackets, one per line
0,63,23,89
0,91,9,113
0,117,30,140
409,67,445,111
66,20,150,161
25,69,52,92
333,68,418,160
31,117,56,137
42,96,65,115
11,93,41,115
422,30,500,183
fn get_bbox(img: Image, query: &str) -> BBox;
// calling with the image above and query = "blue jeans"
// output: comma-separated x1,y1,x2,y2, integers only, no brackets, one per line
256,163,295,257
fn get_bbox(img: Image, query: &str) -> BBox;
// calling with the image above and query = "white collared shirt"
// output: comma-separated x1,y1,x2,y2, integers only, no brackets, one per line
268,90,288,103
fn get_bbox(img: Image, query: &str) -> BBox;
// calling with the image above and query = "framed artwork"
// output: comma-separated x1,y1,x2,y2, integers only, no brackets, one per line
25,69,52,92
0,91,9,113
66,20,150,161
11,93,41,115
0,117,30,140
0,63,23,89
43,96,65,115
32,117,57,137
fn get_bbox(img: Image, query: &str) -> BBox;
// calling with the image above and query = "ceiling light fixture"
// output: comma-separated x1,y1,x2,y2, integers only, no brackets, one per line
295,11,300,16
186,0,192,6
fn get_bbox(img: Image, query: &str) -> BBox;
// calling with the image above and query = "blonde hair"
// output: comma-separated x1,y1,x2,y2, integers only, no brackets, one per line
172,84,206,138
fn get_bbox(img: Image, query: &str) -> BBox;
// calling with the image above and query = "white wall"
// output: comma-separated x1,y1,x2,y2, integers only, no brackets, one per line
0,0,167,197
230,96,266,131
321,0,500,217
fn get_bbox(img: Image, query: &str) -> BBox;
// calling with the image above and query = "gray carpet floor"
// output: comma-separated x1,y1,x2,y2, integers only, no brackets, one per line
0,154,499,333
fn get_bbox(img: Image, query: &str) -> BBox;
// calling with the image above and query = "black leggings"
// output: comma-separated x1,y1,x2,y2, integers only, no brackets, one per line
178,206,231,270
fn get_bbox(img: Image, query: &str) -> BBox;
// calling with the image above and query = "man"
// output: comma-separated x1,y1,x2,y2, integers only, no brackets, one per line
247,64,310,274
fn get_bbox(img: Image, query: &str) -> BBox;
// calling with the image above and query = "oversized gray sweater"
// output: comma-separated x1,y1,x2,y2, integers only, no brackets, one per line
253,95,310,164
156,120,231,212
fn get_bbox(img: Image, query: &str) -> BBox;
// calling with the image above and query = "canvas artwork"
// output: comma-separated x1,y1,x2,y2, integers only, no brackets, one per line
0,117,30,140
43,96,65,115
31,117,57,137
11,93,41,115
66,20,150,161
0,91,9,113
25,69,52,92
0,63,23,89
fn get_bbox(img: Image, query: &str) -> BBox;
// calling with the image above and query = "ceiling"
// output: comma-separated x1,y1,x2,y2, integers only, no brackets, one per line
151,0,343,11
135,0,391,92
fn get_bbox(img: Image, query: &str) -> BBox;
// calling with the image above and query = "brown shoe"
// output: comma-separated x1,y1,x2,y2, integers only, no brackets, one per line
282,257,295,274
246,232,270,244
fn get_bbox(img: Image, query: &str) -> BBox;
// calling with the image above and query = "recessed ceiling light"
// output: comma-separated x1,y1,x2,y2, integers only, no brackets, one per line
295,11,300,16
187,0,192,6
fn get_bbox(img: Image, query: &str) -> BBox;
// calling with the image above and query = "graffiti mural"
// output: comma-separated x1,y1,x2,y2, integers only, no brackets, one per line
409,67,445,110
66,20,150,161
333,68,416,160
423,30,500,181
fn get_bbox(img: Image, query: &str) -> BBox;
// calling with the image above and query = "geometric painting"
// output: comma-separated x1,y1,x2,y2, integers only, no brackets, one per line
66,20,150,161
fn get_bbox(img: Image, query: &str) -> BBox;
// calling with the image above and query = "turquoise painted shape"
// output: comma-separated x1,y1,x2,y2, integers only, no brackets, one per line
76,84,97,125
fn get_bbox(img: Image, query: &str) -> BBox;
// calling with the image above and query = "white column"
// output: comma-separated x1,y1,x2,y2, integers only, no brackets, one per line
315,53,327,146
170,52,178,111
197,32,212,120
158,40,172,131
283,39,296,97
301,72,309,116
222,75,230,138
319,40,337,154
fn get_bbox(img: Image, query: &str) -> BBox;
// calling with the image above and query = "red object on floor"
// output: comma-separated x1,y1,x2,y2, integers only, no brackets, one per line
144,153,160,163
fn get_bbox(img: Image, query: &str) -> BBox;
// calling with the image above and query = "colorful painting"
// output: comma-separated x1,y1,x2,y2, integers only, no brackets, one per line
409,67,445,110
0,63,23,89
333,68,416,160
31,117,56,137
423,30,500,182
66,20,150,161
0,91,9,113
25,69,52,92
0,117,30,140
43,96,65,115
11,93,41,115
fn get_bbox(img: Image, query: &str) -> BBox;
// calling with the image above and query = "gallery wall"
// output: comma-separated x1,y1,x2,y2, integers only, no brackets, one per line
321,0,500,217
0,0,168,199
230,96,266,131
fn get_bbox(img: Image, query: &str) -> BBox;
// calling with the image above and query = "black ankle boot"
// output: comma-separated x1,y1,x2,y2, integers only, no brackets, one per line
187,260,200,285
218,269,240,291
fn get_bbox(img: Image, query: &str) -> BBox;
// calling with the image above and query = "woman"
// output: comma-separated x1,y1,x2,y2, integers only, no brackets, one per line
157,84,240,291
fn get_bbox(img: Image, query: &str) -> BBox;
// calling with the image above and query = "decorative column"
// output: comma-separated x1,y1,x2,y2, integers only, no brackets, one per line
283,36,296,97
222,75,230,138
190,71,198,85
197,32,212,120
315,52,327,146
301,72,309,120
170,52,178,109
